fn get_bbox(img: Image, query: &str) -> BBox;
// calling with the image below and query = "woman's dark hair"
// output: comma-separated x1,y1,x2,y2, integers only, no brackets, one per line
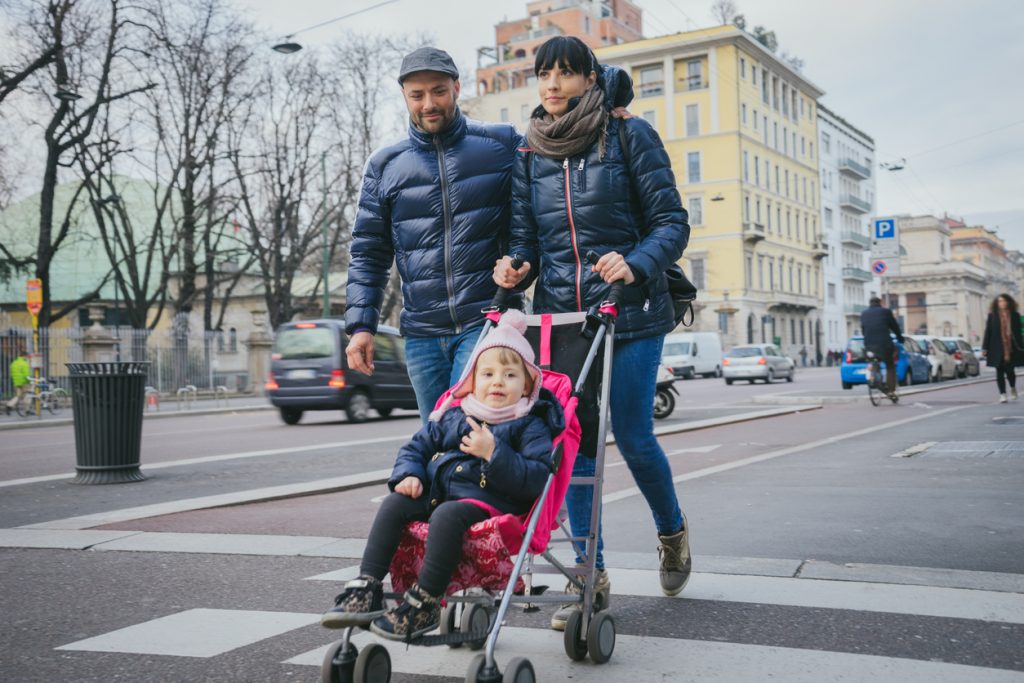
534,36,598,77
991,293,1019,315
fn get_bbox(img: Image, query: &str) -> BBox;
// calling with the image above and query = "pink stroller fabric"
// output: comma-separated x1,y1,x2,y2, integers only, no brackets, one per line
388,370,581,595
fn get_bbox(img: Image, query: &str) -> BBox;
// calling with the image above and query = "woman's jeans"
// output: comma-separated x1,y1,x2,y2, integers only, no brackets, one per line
360,493,489,597
404,327,481,423
996,360,1017,394
565,334,684,570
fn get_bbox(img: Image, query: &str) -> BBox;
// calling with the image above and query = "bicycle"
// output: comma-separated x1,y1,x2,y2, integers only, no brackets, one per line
866,351,898,406
14,377,69,417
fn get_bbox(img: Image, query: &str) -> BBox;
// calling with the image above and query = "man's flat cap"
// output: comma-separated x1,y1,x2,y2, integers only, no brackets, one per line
398,47,459,84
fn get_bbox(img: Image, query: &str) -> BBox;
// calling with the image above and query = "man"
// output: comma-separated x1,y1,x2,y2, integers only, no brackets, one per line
5,347,29,415
343,47,520,421
860,296,904,397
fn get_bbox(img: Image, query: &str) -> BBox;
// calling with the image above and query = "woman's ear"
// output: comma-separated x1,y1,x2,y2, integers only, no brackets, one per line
586,71,597,88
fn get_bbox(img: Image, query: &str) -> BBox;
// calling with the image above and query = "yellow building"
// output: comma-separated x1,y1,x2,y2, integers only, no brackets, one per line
471,25,826,356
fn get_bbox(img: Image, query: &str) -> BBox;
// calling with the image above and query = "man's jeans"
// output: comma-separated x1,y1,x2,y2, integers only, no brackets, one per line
404,327,481,423
565,334,684,570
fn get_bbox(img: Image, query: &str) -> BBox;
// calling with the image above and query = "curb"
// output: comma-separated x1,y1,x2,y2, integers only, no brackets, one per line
0,402,274,431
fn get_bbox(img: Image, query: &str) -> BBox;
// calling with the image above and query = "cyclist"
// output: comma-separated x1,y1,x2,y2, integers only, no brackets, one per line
5,346,29,415
860,297,904,399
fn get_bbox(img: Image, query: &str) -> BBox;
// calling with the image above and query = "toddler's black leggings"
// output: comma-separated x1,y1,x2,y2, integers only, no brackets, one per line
360,492,489,597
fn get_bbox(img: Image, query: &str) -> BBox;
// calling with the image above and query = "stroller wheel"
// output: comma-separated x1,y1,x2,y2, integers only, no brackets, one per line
354,642,391,683
502,656,536,683
586,611,616,664
321,639,357,683
465,653,488,683
439,604,461,648
562,610,588,661
461,604,489,651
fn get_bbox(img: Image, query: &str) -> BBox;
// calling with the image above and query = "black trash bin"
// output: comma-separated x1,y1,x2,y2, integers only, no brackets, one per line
66,362,150,484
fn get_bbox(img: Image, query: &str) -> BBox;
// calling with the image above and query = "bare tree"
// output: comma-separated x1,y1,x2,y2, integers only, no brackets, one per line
710,0,738,26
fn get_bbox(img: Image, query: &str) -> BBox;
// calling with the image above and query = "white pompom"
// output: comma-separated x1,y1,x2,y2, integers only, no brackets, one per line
498,308,528,334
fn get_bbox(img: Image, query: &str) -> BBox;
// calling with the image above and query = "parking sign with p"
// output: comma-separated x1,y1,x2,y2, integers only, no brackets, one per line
874,219,895,240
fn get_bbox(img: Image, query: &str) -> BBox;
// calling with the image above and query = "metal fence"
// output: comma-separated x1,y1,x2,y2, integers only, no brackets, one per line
1,316,254,400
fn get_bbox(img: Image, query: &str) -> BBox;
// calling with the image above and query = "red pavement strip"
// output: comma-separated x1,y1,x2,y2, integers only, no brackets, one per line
95,383,993,538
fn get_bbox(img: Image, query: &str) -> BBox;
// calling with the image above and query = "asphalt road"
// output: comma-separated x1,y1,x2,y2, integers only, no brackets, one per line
1,369,1021,682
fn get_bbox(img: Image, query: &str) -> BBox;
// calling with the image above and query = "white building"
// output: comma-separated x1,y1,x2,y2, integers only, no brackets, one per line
817,104,877,354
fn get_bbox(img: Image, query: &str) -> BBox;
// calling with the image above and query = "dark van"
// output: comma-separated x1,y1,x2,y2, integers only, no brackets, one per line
265,320,417,425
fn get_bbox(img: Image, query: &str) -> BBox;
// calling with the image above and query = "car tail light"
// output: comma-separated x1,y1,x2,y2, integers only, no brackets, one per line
295,322,317,329
845,350,853,364
757,357,767,365
723,358,730,366
665,366,673,374
953,351,962,361
264,373,279,390
328,369,346,388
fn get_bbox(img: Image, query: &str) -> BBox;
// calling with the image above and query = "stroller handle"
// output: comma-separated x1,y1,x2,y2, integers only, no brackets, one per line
490,254,525,308
584,250,624,310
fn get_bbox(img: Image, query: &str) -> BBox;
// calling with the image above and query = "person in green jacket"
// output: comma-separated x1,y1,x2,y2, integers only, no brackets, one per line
5,348,30,415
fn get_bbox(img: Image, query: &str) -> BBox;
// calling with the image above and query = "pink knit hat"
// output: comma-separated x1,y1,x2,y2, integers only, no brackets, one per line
429,309,542,420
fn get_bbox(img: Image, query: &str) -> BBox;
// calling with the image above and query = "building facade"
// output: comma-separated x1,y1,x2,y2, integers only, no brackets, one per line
816,104,877,352
472,23,826,358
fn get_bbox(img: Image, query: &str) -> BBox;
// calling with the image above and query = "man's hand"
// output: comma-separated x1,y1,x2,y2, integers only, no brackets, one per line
592,251,635,284
346,331,375,375
394,476,422,498
460,416,495,461
493,256,531,289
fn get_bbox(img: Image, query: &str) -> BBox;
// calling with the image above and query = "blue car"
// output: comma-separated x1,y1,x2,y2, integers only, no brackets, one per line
840,336,931,389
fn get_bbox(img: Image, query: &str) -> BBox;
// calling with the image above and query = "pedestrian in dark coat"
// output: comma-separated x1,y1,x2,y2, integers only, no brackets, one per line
982,293,1023,402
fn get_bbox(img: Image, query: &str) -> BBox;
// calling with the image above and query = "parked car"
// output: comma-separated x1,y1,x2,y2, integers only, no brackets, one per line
722,343,795,384
940,337,981,378
662,331,724,379
266,320,417,424
908,334,958,382
840,335,930,389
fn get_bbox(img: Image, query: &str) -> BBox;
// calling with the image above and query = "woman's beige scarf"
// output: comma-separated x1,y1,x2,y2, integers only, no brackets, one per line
525,85,607,160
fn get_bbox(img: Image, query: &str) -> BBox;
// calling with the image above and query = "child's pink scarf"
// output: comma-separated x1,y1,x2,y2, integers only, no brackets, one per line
456,393,534,424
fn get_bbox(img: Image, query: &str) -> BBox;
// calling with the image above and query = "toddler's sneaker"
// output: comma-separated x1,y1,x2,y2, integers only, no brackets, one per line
320,575,385,628
550,568,610,631
370,584,441,641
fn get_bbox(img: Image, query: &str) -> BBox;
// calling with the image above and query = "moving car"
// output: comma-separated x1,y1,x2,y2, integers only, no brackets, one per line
661,332,724,379
939,337,981,378
908,334,958,382
266,320,418,424
840,335,931,389
722,343,795,384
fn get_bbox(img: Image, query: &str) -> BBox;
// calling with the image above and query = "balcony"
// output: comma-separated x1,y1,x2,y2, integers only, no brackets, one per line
840,230,872,249
508,26,563,43
842,266,873,282
638,81,664,98
839,194,871,214
811,240,829,260
838,157,872,180
767,292,818,312
845,303,868,316
742,222,766,243
677,76,707,91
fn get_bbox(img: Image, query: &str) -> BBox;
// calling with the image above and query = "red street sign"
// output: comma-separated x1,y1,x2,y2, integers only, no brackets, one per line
26,278,42,316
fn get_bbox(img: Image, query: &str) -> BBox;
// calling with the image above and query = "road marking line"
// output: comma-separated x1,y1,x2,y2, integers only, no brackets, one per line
890,441,937,458
287,624,1023,682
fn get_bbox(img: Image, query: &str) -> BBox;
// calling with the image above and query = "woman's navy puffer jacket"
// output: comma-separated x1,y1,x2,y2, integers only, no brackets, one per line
345,109,520,338
509,68,690,341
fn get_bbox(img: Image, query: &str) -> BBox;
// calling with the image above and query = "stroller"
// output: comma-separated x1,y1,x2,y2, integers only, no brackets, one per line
321,252,622,683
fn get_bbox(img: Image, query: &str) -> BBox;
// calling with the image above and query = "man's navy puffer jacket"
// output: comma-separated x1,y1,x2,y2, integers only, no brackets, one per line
345,109,520,338
509,68,690,341
388,389,565,515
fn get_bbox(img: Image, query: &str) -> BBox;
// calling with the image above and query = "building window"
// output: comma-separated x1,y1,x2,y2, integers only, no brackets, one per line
785,169,789,197
754,155,760,185
743,151,749,181
758,256,764,289
766,200,772,230
642,110,656,125
687,151,701,183
786,209,792,237
792,91,798,121
803,177,808,204
740,57,746,78
216,330,225,352
772,75,779,110
773,122,778,150
810,141,814,159
685,104,699,136
639,65,664,97
790,318,796,342
756,197,762,222
824,208,833,229
822,132,831,153
774,165,780,193
782,84,789,117
797,267,803,293
746,255,753,285
752,65,758,85
828,283,836,303
690,257,706,289
741,103,747,125
584,15,590,33
229,327,238,352
687,60,702,90
500,108,509,122
764,159,769,188
800,96,805,118
763,115,768,145
768,257,775,288
800,318,806,344
744,195,750,220
783,126,788,155
761,72,769,103
688,196,703,225
753,108,758,130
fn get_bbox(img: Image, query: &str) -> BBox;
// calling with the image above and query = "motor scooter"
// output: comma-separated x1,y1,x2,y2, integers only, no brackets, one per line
654,363,678,419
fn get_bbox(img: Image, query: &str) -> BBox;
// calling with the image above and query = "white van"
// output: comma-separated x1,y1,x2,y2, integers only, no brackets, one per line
662,332,724,379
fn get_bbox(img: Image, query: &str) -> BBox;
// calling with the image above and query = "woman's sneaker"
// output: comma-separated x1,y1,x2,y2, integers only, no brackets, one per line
550,568,610,631
369,584,441,641
320,576,385,628
657,526,691,596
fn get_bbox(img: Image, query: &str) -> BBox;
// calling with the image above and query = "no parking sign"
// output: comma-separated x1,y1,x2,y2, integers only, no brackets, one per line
871,259,900,277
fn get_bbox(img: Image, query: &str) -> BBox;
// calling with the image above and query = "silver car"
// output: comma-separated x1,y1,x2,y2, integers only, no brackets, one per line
940,337,981,378
908,335,958,382
723,344,796,385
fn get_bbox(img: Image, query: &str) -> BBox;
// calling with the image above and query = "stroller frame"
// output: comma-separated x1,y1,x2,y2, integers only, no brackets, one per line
323,275,623,683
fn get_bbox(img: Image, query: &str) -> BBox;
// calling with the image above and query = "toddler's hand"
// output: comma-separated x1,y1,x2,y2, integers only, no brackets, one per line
395,476,422,498
460,417,495,461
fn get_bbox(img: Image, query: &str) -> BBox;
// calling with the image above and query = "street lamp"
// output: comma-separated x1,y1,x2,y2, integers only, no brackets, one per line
54,80,81,102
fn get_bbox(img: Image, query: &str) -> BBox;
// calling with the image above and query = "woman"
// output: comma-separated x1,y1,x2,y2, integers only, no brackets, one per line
493,36,691,629
982,293,1023,402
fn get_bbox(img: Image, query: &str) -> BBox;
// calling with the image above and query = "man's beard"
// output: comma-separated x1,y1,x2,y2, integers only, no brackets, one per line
414,105,454,133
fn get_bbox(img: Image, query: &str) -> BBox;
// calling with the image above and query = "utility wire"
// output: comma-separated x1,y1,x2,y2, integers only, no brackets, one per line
279,0,401,38
905,118,1024,159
